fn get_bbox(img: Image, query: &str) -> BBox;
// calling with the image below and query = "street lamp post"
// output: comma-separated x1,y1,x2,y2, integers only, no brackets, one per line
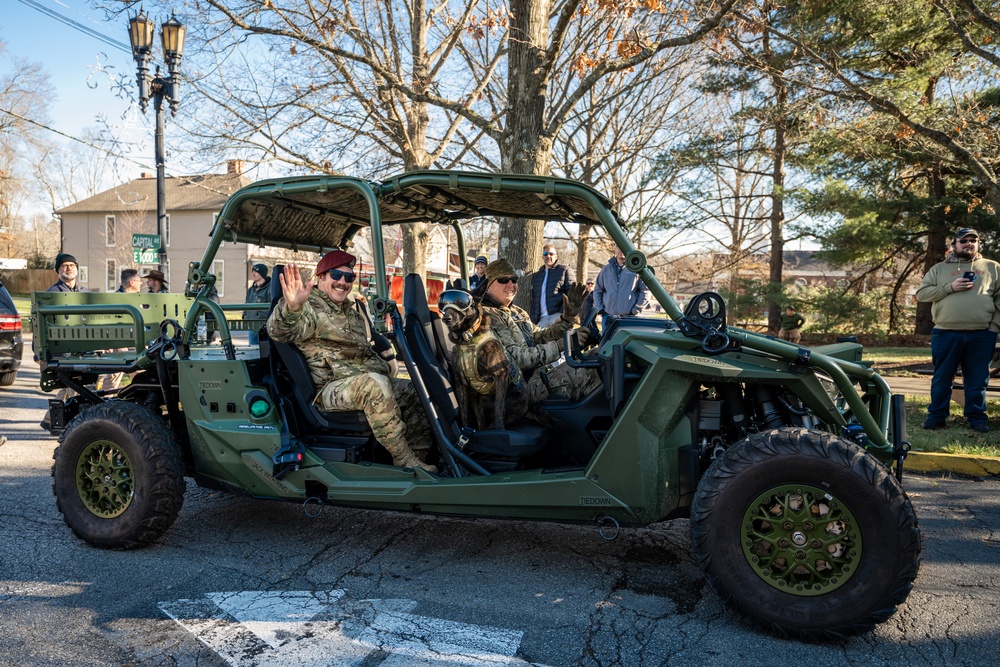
127,10,185,272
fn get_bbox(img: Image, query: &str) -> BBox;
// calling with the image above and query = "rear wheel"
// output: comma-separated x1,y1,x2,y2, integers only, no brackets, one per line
52,401,185,549
0,370,15,386
690,427,920,640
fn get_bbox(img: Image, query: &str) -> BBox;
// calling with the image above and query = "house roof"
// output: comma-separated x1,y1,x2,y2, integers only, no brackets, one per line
56,173,251,214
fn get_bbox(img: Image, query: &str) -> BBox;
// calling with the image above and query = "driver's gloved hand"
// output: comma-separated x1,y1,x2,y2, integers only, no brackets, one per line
574,326,592,347
560,283,589,323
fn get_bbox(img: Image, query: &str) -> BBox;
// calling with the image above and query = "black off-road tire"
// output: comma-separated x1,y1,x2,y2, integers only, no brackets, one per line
0,370,16,386
52,401,186,549
690,427,921,640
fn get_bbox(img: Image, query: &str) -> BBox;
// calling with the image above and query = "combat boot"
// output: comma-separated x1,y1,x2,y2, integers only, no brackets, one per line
383,439,439,474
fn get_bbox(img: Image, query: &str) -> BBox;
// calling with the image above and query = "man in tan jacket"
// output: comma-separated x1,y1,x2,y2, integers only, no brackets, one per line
915,228,1000,432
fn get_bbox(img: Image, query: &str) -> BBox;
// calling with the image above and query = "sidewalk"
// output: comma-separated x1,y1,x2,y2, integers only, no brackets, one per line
886,373,1000,478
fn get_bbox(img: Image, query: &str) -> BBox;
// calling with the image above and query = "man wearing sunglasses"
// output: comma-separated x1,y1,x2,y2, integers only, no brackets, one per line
529,244,575,327
481,259,600,407
267,250,436,472
916,228,1000,433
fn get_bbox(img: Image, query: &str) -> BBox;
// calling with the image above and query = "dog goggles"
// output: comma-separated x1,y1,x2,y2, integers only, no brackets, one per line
438,289,475,313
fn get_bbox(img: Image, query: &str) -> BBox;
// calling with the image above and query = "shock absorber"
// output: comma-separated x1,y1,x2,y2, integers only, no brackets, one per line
751,385,784,430
719,384,748,436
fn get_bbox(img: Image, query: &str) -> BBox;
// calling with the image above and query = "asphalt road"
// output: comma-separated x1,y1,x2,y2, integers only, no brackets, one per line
2,363,1000,666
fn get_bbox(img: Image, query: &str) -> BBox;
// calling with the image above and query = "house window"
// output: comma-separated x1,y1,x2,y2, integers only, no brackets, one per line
165,214,171,247
213,259,225,297
105,215,116,247
106,258,117,292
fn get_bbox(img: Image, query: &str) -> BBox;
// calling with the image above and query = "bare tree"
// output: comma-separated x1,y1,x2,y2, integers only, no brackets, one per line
0,43,54,258
102,0,507,280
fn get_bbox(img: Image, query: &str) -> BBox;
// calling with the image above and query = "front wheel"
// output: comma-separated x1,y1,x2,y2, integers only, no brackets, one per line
690,427,921,640
52,401,185,549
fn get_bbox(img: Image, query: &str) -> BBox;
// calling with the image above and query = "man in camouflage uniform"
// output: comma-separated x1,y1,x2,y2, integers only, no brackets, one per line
267,250,436,473
481,259,601,406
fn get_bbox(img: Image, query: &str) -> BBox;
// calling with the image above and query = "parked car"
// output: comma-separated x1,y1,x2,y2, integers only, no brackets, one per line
0,278,24,386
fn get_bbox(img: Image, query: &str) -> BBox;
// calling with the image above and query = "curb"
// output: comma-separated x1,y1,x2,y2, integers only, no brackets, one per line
905,451,1000,477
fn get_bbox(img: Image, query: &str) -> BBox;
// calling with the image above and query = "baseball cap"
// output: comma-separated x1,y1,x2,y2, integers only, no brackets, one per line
954,228,979,241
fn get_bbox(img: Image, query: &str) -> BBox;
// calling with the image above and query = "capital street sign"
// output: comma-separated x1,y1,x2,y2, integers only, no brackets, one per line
132,234,161,249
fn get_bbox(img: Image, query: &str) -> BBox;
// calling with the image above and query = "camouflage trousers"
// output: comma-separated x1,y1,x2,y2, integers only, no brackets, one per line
525,363,602,405
315,373,432,453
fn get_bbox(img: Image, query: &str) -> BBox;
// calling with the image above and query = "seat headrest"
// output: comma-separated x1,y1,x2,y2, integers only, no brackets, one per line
403,273,431,325
271,265,285,304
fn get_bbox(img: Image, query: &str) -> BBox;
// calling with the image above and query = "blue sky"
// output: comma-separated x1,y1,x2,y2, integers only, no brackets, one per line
1,0,135,142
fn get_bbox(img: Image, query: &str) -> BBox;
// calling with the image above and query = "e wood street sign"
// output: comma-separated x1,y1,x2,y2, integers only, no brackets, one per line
132,234,161,264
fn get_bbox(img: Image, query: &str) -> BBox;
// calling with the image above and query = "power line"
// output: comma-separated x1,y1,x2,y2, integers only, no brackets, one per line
13,0,132,55
0,106,237,200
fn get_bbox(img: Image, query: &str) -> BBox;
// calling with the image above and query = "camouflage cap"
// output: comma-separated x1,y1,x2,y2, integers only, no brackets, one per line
485,258,518,284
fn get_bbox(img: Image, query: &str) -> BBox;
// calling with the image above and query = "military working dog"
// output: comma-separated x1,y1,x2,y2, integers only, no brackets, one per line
438,290,527,430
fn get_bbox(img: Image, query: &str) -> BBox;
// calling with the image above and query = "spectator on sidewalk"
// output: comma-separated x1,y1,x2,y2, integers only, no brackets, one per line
40,252,90,432
99,268,143,392
530,244,574,327
916,227,1000,433
144,269,168,293
778,305,806,344
46,253,90,293
244,263,271,345
469,255,489,292
592,246,649,331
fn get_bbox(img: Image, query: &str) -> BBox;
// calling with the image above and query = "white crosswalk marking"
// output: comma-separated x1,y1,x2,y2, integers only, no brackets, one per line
159,590,546,667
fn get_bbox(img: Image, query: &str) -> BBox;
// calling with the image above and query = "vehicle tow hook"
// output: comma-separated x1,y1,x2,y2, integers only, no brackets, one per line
303,496,323,518
596,515,620,541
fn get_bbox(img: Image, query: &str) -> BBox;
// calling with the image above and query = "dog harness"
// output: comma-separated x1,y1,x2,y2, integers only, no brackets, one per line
454,326,523,396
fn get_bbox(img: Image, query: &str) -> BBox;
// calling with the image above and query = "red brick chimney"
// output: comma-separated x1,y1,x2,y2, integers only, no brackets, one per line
227,159,245,175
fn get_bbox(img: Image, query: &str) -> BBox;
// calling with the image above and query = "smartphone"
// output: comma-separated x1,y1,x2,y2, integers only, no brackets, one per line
964,271,978,282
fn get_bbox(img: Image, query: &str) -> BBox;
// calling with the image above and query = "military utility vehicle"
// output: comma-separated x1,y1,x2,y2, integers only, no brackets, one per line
34,171,920,639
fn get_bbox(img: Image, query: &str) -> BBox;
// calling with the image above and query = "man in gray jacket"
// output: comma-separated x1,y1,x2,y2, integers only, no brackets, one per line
592,246,649,331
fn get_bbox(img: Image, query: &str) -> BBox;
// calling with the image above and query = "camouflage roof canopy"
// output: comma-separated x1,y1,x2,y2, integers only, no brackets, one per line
219,171,622,252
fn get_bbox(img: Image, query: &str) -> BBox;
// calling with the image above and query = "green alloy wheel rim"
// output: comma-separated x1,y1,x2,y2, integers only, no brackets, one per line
741,484,862,596
76,439,135,518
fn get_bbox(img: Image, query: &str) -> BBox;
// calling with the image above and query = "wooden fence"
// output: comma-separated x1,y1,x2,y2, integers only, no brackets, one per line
0,269,54,295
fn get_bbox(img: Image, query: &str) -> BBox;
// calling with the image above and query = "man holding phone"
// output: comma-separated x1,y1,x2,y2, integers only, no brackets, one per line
916,228,1000,432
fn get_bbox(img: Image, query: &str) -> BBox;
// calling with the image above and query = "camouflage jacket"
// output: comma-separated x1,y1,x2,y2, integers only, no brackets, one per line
482,298,573,373
266,289,389,389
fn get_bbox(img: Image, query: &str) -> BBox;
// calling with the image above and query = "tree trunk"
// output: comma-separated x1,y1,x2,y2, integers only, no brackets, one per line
915,165,948,334
498,0,552,309
399,2,432,281
764,10,787,336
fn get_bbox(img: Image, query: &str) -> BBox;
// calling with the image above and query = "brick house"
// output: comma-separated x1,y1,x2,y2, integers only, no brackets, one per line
55,161,251,303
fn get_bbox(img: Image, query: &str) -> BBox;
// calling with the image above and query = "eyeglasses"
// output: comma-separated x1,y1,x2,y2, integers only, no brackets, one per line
495,276,519,285
325,269,356,283
542,251,555,256
958,238,979,244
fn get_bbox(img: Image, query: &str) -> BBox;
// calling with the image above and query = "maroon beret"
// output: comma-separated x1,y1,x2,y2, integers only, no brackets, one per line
316,250,357,275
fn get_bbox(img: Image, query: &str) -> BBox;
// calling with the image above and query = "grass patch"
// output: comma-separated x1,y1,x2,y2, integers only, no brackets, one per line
905,394,1000,457
865,347,932,364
